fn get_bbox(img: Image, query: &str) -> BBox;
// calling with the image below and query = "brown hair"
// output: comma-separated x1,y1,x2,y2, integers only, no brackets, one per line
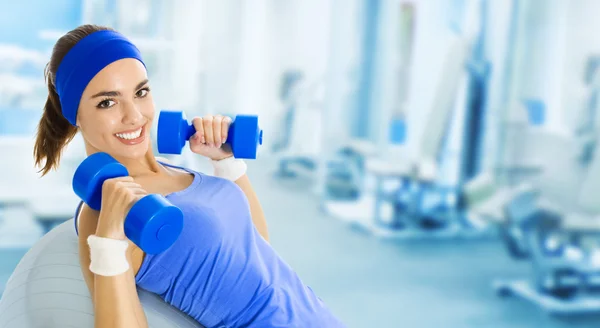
33,24,114,176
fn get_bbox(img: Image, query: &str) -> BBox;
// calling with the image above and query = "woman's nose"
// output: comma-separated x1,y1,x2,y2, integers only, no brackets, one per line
121,101,144,125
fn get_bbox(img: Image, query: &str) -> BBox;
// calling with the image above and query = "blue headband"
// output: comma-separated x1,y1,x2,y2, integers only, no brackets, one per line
55,30,145,126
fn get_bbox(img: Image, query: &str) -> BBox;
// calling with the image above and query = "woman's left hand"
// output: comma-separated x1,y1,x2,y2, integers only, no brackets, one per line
189,115,234,161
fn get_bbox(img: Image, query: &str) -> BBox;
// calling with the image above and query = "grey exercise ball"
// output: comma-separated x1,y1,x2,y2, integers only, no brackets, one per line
0,219,203,328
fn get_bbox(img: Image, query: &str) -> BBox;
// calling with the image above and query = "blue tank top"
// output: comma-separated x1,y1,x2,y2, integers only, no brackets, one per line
75,162,345,328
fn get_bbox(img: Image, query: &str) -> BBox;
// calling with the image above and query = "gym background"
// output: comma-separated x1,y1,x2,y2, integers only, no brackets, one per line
1,0,599,327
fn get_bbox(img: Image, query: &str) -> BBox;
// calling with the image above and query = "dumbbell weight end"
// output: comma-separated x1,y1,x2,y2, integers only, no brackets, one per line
72,152,129,211
125,194,184,254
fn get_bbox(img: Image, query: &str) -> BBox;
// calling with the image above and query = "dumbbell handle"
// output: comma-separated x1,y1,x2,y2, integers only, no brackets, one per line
180,118,260,145
182,120,197,142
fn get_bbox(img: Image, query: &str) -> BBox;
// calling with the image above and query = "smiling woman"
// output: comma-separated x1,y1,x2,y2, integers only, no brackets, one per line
27,24,345,328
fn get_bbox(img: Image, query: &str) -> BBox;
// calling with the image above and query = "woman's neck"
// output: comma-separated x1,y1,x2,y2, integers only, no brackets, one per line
118,151,163,178
85,147,166,178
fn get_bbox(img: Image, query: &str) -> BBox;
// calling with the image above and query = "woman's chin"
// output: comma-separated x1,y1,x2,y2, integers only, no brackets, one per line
110,140,150,159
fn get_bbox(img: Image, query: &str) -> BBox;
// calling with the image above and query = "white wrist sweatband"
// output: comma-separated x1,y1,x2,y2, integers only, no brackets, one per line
210,156,247,181
87,235,130,276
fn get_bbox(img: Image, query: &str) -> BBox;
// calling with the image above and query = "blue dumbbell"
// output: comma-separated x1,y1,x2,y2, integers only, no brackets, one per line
72,152,184,254
157,110,263,159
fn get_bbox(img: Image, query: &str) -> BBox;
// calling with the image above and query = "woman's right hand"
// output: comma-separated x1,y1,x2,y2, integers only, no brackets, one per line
96,176,147,240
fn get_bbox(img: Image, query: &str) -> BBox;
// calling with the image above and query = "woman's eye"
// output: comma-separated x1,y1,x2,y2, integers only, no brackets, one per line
136,88,150,98
97,99,115,109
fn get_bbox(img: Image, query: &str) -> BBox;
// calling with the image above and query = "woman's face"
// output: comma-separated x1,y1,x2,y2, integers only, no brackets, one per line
76,58,154,159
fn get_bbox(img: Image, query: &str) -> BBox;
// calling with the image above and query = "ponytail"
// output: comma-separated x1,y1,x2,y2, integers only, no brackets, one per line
33,64,77,176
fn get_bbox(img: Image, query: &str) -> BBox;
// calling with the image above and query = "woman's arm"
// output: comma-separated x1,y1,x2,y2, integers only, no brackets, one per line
78,205,149,328
186,115,270,242
234,174,270,242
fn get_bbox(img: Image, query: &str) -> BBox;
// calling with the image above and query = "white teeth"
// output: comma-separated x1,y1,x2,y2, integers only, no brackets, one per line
116,128,142,140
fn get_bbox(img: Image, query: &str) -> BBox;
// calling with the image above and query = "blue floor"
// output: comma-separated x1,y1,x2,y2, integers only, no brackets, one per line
1,159,599,327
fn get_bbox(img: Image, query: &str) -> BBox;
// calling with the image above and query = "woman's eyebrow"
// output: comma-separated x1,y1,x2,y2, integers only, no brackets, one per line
90,79,149,99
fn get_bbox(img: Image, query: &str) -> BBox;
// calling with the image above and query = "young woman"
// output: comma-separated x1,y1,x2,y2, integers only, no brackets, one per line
33,24,345,328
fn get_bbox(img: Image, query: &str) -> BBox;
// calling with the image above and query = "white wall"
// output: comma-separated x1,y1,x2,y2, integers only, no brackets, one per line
479,0,515,171
315,0,363,195
404,0,456,159
272,0,332,81
505,0,568,130
201,0,243,116
161,0,205,113
369,0,402,152
560,0,600,131
259,0,333,147
325,0,363,141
